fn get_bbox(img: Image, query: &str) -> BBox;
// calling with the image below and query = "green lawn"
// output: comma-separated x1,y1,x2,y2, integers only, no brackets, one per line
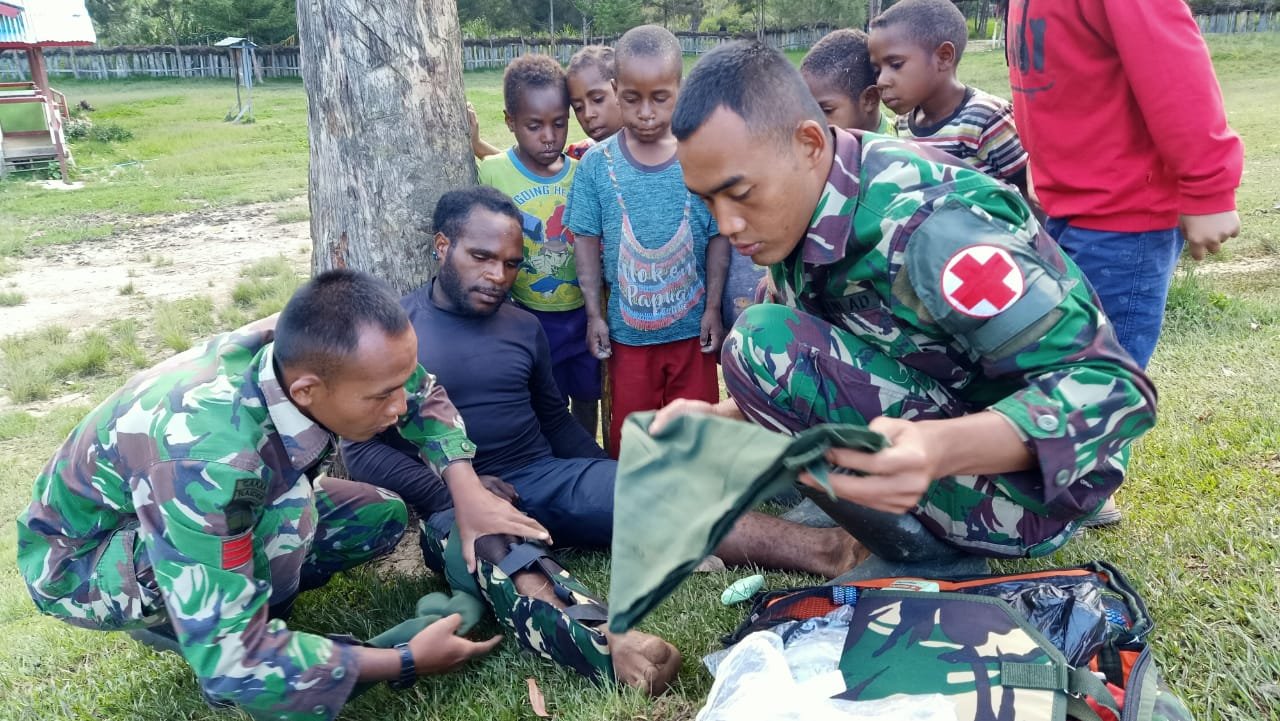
1,34,1279,721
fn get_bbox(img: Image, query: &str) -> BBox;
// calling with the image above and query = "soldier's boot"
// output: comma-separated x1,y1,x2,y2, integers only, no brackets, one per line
127,624,235,710
421,521,681,695
126,624,182,656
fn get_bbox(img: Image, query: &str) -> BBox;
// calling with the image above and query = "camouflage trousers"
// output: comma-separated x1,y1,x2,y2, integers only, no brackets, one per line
43,477,407,630
722,304,1082,558
420,519,614,682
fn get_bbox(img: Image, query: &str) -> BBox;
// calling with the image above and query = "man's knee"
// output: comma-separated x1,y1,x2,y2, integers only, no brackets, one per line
721,304,809,414
723,303,805,368
361,493,409,555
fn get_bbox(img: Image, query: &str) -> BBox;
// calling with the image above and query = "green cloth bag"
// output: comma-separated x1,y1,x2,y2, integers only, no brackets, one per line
607,411,885,633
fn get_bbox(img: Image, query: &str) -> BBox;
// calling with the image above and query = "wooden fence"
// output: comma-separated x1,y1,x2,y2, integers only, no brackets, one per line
0,26,833,81
1196,10,1279,32
2,15,1274,81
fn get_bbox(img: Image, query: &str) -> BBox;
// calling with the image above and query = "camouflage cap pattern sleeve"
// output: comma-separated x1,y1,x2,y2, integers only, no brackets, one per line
755,129,1157,547
395,364,477,476
860,135,1157,519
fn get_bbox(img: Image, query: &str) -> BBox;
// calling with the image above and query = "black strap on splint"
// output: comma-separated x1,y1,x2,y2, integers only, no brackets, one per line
497,541,609,624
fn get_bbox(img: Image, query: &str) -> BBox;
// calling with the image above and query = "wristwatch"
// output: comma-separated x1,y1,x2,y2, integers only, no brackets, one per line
388,642,416,690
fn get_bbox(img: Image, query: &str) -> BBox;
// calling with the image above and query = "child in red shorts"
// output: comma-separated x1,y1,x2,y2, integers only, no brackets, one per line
566,26,727,457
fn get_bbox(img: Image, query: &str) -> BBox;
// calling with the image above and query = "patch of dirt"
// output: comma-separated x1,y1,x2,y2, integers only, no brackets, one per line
373,520,430,580
1193,254,1280,276
0,201,312,338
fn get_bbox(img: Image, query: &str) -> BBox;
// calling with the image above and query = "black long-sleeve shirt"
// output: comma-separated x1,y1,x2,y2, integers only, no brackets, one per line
342,282,606,515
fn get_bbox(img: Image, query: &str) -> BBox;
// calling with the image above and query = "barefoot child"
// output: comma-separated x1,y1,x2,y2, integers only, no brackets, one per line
565,25,728,458
477,54,601,434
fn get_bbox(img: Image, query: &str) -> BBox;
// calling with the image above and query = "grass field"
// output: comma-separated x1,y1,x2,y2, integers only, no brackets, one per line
1,35,1278,721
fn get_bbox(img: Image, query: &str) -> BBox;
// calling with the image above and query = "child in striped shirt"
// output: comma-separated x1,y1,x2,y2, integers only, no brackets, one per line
868,0,1031,201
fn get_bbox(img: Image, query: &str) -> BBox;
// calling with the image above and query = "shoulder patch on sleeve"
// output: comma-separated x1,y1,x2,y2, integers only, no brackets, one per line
907,198,1071,357
940,245,1024,317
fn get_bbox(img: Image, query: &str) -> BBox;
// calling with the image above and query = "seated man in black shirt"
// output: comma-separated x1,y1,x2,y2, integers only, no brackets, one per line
343,186,860,695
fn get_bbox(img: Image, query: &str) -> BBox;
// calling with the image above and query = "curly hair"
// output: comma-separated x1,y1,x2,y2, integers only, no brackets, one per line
567,44,616,82
503,53,568,117
801,29,877,102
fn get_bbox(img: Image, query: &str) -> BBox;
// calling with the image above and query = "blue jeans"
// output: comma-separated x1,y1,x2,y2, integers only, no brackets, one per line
1046,219,1184,369
425,456,616,550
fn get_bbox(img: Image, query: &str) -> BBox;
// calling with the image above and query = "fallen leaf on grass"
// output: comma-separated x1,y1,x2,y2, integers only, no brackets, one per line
527,677,550,718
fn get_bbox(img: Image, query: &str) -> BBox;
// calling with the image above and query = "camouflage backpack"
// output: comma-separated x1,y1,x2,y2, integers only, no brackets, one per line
725,561,1193,721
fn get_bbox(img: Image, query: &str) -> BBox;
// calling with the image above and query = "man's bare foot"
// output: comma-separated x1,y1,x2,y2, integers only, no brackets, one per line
694,555,726,573
816,527,870,579
606,630,682,696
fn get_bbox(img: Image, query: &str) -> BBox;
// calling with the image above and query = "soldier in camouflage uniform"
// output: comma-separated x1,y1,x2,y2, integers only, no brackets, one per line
16,270,550,720
656,42,1156,564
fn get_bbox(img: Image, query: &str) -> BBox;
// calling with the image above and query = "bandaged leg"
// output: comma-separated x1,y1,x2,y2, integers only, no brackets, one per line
420,520,680,694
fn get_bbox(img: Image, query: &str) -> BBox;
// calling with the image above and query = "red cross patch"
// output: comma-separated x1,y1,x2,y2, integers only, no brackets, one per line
941,245,1025,318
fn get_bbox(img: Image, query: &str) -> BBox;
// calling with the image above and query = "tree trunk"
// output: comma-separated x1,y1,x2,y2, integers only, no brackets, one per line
297,0,475,294
689,0,704,32
165,7,185,78
868,0,885,27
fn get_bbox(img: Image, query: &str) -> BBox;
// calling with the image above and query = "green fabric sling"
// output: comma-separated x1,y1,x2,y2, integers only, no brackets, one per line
607,411,885,632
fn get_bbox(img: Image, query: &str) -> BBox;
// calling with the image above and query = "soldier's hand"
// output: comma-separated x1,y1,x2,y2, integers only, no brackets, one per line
800,416,934,514
649,397,745,434
452,478,550,573
1180,210,1240,260
408,614,502,675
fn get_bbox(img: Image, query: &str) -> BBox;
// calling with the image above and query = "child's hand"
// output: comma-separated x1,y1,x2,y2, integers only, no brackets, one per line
586,316,612,359
466,102,481,144
1180,210,1240,260
700,310,725,354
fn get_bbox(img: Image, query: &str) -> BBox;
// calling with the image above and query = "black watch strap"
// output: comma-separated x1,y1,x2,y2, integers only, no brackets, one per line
388,642,416,690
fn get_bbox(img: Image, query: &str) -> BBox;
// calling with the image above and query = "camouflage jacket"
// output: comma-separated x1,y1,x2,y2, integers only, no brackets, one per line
17,317,476,720
767,128,1157,519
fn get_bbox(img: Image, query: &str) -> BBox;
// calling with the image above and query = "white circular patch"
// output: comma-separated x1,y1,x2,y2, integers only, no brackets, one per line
940,245,1025,318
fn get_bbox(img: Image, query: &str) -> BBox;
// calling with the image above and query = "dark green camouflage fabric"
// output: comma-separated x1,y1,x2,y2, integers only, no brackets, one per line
17,317,477,720
420,521,613,681
723,129,1157,557
836,591,1067,720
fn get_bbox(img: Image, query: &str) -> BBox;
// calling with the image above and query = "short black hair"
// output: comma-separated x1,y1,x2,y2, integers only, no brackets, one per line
503,53,568,117
672,41,825,146
568,44,616,83
870,0,968,62
614,24,682,78
275,269,409,376
801,29,876,100
433,185,521,242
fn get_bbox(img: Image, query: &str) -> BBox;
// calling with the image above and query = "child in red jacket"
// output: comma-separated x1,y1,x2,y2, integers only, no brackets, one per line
1007,0,1243,526
1007,0,1242,369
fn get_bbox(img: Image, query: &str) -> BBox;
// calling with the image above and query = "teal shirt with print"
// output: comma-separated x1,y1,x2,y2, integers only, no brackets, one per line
564,132,719,346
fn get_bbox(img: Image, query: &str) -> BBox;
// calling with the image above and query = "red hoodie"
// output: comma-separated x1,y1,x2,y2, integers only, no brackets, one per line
1006,0,1243,232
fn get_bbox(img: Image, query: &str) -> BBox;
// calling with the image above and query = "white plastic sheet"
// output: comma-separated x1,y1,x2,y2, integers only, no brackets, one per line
697,609,957,721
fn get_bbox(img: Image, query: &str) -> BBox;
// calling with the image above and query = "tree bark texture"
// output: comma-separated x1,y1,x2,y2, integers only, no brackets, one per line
298,0,476,294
